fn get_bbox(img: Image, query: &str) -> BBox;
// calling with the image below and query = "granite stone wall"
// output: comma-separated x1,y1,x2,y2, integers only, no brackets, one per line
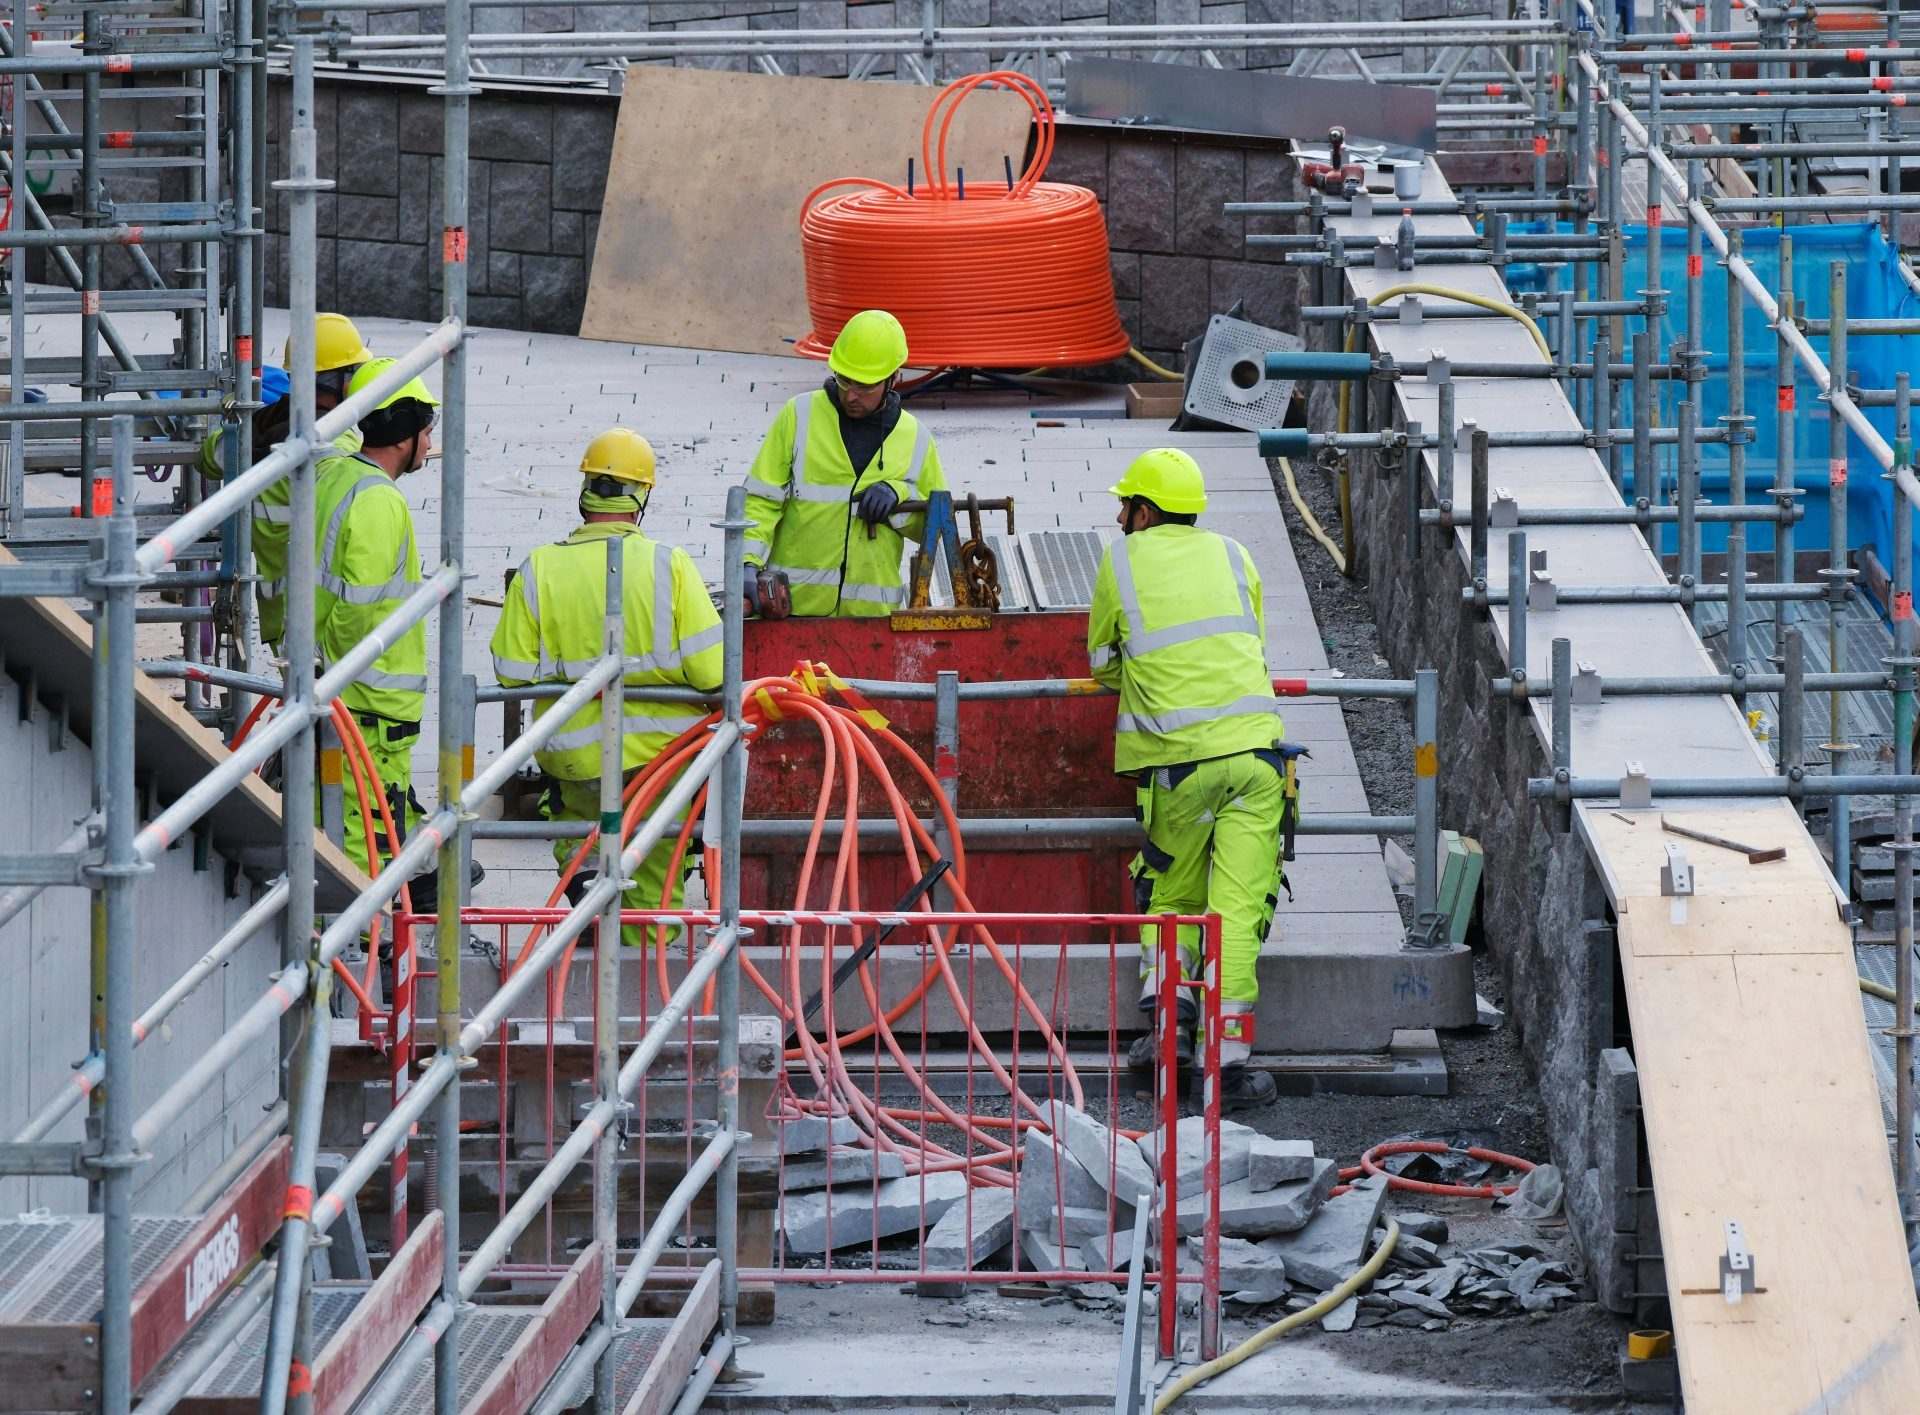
265,70,1303,362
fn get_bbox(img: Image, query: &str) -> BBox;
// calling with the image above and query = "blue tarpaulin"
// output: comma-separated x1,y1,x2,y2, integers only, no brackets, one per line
1508,222,1920,582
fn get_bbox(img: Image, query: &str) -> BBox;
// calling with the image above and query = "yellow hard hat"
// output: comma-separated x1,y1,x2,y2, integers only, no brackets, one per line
827,309,909,385
284,312,376,375
1110,447,1207,515
580,428,656,489
346,357,440,411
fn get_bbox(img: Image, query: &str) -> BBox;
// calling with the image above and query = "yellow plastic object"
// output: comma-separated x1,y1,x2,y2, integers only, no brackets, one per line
1628,1329,1675,1361
1277,455,1347,573
579,427,657,488
1109,447,1207,514
827,308,910,383
1128,345,1183,382
1154,1218,1401,1412
286,311,376,373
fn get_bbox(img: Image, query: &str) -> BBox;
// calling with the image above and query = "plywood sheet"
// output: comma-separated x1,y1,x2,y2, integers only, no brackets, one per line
1596,802,1920,1413
581,68,1033,357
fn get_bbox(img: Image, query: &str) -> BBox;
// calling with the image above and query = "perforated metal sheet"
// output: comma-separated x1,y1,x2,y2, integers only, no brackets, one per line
1018,530,1112,610
29,1217,202,1322
1182,313,1302,433
382,1307,536,1413
537,1321,673,1412
932,532,1032,611
178,1285,365,1398
0,1219,92,1318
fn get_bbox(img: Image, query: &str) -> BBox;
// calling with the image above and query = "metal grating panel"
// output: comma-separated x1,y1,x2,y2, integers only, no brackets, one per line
383,1307,537,1414
0,1218,92,1318
180,1285,365,1398
1182,314,1302,433
33,1216,202,1322
536,1320,673,1412
1018,530,1112,611
931,532,1032,612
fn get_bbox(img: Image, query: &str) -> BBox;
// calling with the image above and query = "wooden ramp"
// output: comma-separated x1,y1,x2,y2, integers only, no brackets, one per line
1584,802,1920,1412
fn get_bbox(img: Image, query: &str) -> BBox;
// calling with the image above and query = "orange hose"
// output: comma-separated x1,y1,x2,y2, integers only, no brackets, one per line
795,71,1129,371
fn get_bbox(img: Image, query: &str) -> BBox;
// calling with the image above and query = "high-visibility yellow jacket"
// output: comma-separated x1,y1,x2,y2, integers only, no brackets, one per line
199,422,363,647
1087,524,1281,774
313,452,426,724
740,389,946,616
489,522,723,781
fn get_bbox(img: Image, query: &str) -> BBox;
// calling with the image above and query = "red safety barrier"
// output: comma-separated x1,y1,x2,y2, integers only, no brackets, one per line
380,905,1225,1362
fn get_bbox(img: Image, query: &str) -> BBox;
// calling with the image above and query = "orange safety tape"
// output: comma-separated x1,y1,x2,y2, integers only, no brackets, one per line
282,1183,314,1221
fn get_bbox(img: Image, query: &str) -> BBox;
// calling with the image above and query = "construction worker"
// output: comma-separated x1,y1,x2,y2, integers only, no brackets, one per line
740,309,947,617
199,313,376,651
312,357,433,878
1089,448,1284,1111
489,429,722,948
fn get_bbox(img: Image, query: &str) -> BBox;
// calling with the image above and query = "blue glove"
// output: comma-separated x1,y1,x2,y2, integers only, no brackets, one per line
856,481,901,526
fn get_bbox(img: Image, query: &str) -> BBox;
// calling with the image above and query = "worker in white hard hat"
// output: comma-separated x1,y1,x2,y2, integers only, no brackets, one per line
739,308,949,617
490,429,723,948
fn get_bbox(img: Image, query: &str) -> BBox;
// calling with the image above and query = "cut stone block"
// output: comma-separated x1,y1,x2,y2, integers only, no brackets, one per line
777,1115,859,1156
1179,1158,1337,1238
1260,1174,1391,1290
1188,1234,1287,1290
781,1147,908,1191
1016,1128,1113,1230
1393,1211,1449,1244
921,1186,1017,1271
1136,1115,1256,1190
1321,1294,1359,1332
1248,1138,1315,1192
782,1170,968,1254
1081,1226,1156,1272
1020,1227,1091,1287
1047,1100,1157,1204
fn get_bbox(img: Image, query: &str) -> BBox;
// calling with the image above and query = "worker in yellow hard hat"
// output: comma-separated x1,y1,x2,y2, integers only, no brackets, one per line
490,428,723,947
1090,447,1293,1112
199,312,377,651
311,357,434,878
739,308,949,617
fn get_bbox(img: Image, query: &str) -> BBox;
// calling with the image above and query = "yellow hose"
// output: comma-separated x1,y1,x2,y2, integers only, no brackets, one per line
1328,284,1554,576
1129,346,1183,382
1278,455,1347,574
1153,1218,1401,1413
1861,977,1920,1012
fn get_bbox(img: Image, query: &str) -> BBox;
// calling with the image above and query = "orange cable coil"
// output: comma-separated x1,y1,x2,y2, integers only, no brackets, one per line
796,71,1131,371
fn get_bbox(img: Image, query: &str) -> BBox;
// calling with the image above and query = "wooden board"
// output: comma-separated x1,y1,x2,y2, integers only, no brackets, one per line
1583,803,1920,1412
622,1260,720,1415
0,545,370,908
580,68,1033,357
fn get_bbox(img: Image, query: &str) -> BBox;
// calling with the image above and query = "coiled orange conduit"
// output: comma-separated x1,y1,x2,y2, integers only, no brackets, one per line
796,71,1131,371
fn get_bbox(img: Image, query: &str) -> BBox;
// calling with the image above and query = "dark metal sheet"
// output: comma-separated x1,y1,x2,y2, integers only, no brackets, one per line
1063,56,1438,152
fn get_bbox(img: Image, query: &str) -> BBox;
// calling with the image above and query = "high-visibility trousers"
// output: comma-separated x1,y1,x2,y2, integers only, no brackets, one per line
334,716,420,879
544,775,691,951
1133,750,1286,1008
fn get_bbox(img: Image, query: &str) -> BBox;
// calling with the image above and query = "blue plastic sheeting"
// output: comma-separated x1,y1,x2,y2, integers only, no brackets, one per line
1508,223,1920,574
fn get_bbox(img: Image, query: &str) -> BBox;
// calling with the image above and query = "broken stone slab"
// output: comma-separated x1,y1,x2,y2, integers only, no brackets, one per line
776,1115,859,1156
782,1170,968,1254
1187,1234,1287,1290
1136,1115,1256,1190
781,1147,907,1191
1383,1230,1443,1268
1081,1226,1155,1273
920,1185,1017,1272
1390,1288,1454,1319
1179,1158,1337,1238
1046,1100,1156,1204
1017,1128,1121,1231
1417,1262,1466,1303
1248,1138,1316,1192
1260,1174,1391,1290
1393,1211,1449,1243
1320,1295,1359,1332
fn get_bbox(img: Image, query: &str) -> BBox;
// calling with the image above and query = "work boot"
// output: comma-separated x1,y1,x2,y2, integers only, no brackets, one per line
1127,993,1198,1079
410,856,486,904
1216,1063,1278,1113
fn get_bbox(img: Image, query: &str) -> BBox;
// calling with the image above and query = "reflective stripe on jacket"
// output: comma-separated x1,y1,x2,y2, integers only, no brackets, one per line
1087,523,1281,774
488,522,723,781
313,452,426,723
739,389,946,617
199,423,363,647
